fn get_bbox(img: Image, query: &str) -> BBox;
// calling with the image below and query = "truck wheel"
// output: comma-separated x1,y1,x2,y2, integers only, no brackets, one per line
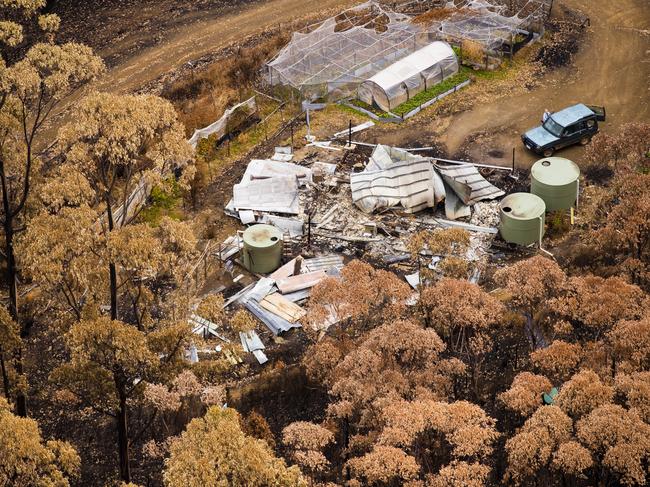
580,136,591,146
543,148,554,157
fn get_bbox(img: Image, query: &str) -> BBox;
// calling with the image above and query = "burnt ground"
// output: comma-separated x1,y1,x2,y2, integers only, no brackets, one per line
18,0,650,484
51,0,261,68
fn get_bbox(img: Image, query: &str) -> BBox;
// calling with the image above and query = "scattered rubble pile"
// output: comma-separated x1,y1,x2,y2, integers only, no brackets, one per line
193,135,517,365
218,138,509,268
189,253,344,365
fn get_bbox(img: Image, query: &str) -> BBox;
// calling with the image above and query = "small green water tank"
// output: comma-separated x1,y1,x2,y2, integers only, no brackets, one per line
242,224,283,274
499,193,546,246
531,157,580,211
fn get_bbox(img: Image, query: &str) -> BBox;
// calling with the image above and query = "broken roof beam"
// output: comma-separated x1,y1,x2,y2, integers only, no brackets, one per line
350,141,513,171
432,217,498,234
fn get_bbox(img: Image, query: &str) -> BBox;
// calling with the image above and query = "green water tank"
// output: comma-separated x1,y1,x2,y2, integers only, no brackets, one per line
531,157,580,211
499,193,546,246
242,224,283,274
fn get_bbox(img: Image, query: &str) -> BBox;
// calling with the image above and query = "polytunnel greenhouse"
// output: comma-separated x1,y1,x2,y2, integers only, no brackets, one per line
266,0,551,100
357,41,458,112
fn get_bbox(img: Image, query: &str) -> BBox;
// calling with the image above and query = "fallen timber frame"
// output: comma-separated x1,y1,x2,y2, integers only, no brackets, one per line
349,141,514,171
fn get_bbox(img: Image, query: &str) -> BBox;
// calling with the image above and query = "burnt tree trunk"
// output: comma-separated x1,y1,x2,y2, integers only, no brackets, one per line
105,196,118,321
0,158,27,416
116,380,131,483
0,351,10,398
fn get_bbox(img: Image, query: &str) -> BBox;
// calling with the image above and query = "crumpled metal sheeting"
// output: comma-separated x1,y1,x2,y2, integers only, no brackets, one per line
232,176,300,214
434,162,505,205
240,278,276,304
239,330,265,353
261,215,304,237
243,299,301,335
350,159,438,214
228,159,313,217
444,181,471,220
302,254,345,273
366,144,423,172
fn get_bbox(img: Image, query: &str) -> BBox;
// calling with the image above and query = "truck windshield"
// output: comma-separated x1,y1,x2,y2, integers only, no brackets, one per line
543,117,564,137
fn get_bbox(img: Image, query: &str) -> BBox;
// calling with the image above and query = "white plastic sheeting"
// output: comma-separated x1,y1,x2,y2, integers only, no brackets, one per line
267,2,429,99
358,41,458,112
188,97,256,149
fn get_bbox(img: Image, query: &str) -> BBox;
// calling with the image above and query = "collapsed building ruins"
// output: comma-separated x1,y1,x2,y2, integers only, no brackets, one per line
189,132,515,365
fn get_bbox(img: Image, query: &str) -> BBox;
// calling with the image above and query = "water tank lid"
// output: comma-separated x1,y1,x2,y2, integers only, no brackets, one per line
531,157,580,186
500,193,546,220
243,224,283,249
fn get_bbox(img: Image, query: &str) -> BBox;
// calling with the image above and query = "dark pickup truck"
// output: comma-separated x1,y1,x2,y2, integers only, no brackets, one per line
521,103,606,157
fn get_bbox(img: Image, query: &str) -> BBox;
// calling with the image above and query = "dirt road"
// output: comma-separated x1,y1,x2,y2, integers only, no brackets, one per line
440,0,650,167
70,0,358,95
52,0,648,168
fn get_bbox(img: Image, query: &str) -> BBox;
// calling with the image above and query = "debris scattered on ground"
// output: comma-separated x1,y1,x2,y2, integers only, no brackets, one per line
200,137,521,358
239,330,268,364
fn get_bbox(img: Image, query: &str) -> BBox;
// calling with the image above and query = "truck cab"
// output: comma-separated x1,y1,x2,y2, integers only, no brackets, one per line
522,103,606,157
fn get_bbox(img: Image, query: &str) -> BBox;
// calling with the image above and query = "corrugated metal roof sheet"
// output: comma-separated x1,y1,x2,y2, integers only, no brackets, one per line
243,300,301,335
350,159,438,214
239,330,265,352
302,255,345,273
434,163,504,205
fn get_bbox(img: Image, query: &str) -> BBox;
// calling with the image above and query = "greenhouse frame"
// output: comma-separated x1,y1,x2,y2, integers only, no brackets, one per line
266,0,552,101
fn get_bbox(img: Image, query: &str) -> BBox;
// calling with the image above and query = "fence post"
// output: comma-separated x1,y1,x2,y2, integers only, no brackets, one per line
348,119,352,147
307,212,312,250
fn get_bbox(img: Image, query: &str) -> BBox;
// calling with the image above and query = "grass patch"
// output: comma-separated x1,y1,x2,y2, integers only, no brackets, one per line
140,178,185,225
345,99,394,119
466,64,510,81
193,96,302,183
391,70,471,115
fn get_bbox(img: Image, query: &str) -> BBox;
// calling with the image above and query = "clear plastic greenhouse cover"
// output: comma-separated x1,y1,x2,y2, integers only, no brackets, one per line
358,41,459,112
266,0,551,99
